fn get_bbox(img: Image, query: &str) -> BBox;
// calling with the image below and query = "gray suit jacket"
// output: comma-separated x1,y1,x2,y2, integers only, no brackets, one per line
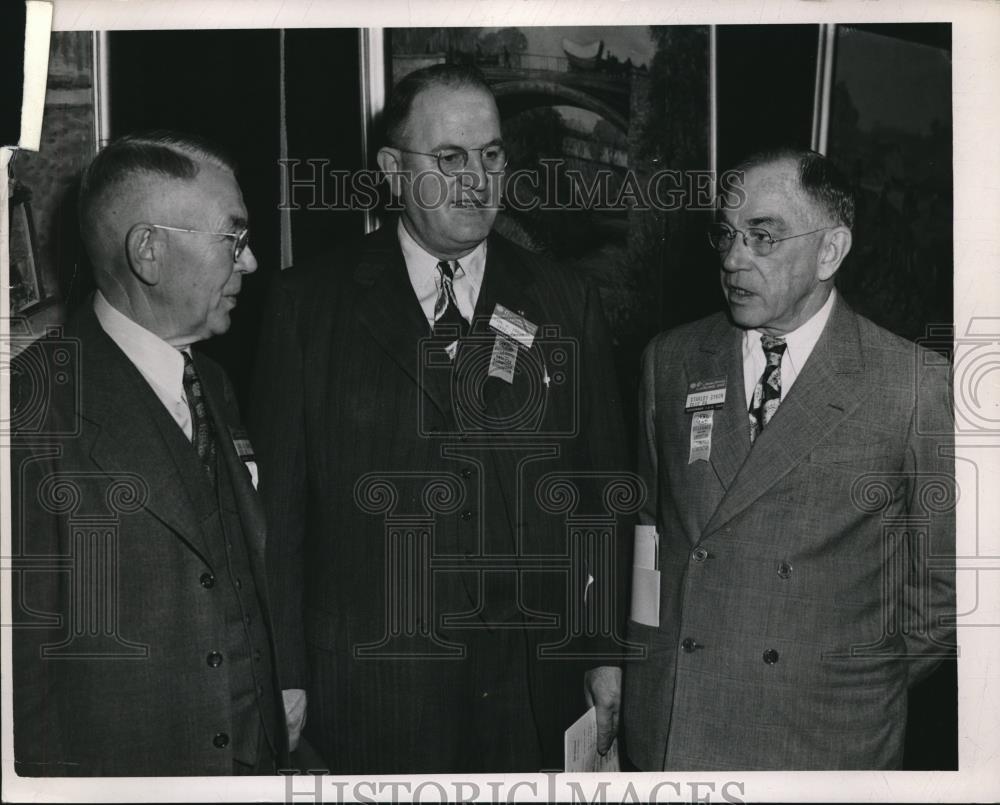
622,296,955,770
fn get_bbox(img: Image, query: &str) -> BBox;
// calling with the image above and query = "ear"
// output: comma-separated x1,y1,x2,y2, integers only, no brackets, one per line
817,226,852,281
376,146,405,198
125,223,162,286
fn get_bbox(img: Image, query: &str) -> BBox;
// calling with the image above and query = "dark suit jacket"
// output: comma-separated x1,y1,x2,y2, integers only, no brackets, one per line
250,224,631,772
623,296,955,770
11,302,289,776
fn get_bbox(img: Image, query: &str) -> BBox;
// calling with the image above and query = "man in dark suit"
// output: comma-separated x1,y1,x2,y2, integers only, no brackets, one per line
10,132,294,775
622,148,955,769
250,64,631,773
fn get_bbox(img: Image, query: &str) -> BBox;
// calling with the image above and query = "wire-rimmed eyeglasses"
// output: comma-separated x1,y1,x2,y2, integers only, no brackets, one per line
394,144,508,177
707,223,831,257
150,224,250,262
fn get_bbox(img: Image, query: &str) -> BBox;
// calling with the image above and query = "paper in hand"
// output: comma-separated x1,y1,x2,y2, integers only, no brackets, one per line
564,706,620,773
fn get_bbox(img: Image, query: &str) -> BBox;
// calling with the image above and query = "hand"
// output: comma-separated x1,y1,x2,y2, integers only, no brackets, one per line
583,665,622,755
282,688,307,752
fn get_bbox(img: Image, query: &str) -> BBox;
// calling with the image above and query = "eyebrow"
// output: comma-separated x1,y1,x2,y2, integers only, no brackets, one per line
227,215,249,230
428,137,504,153
746,215,785,229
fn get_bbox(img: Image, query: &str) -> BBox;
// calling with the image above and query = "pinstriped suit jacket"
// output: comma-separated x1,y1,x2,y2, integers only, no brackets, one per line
622,296,955,770
249,223,630,772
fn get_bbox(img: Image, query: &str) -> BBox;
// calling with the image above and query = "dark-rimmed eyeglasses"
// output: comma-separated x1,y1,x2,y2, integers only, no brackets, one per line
394,144,508,177
707,223,831,257
151,224,250,262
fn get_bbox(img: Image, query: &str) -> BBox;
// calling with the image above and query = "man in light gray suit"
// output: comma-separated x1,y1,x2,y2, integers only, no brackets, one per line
622,148,955,770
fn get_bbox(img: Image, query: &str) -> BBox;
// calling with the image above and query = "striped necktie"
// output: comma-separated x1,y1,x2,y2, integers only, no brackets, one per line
432,260,469,359
182,352,219,486
748,335,787,444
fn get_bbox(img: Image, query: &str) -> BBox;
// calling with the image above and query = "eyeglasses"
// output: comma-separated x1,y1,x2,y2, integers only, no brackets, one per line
707,223,831,257
394,144,508,177
150,224,250,262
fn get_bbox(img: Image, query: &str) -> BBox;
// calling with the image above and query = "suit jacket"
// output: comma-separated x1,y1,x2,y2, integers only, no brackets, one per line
249,223,631,772
622,296,955,770
11,302,289,776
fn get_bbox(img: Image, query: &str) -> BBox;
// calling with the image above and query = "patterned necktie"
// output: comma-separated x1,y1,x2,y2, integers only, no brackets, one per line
748,335,788,444
182,352,218,486
432,260,469,359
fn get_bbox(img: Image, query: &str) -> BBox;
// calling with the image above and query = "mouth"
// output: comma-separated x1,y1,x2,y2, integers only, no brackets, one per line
451,197,490,210
726,285,755,300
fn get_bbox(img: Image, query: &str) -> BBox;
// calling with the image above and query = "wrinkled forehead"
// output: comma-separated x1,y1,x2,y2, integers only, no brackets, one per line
720,159,814,229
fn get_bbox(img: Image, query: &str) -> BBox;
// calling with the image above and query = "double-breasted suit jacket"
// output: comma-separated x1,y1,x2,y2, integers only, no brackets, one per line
11,303,288,776
622,296,955,770
250,223,632,773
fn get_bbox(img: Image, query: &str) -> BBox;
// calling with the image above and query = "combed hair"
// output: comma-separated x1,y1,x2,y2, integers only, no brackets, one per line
731,147,855,229
78,130,236,235
382,63,494,147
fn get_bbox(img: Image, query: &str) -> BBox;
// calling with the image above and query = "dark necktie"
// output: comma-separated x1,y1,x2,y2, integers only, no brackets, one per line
748,335,787,444
432,260,469,359
182,352,218,486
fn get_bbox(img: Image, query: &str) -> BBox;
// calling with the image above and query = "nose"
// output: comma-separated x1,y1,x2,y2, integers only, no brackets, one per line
237,244,258,274
721,232,751,273
458,152,489,193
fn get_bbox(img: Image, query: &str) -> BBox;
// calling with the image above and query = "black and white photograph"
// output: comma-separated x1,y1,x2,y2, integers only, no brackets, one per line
1,1,997,802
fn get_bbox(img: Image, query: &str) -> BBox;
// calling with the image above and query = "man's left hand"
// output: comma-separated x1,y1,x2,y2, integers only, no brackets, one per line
584,665,622,755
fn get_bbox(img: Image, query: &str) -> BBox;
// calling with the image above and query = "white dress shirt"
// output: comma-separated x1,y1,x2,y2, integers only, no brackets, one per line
398,218,486,328
93,290,193,440
742,289,837,408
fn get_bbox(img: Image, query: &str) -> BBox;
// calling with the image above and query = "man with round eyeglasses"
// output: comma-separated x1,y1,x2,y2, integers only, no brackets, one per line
11,132,294,775
251,63,630,773
623,147,955,769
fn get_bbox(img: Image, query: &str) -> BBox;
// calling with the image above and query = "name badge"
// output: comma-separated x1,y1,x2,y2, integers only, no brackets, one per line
688,410,714,464
488,333,519,384
685,377,727,413
489,304,537,350
230,427,259,490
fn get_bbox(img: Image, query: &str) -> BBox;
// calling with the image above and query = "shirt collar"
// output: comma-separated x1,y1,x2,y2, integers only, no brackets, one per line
93,289,187,399
743,288,838,375
397,217,486,296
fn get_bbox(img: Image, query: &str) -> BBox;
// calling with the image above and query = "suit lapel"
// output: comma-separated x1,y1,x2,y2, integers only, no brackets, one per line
75,307,211,565
197,356,268,572
354,223,453,417
701,319,750,493
703,297,866,534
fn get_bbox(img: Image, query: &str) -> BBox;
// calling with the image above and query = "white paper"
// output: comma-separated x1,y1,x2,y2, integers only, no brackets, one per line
564,706,620,773
633,524,658,570
630,566,660,627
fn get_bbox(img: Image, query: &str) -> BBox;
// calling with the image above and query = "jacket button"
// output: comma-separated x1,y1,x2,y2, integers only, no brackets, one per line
461,510,473,521
206,651,223,667
461,468,473,479
692,548,709,562
213,732,230,749
777,562,793,579
200,573,215,588
763,648,779,664
681,637,699,653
